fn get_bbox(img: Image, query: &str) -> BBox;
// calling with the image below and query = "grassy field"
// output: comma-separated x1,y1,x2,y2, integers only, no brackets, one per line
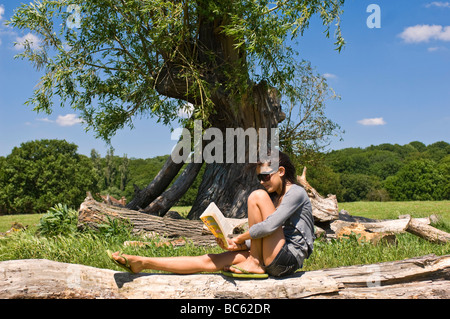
0,201,449,273
338,200,450,222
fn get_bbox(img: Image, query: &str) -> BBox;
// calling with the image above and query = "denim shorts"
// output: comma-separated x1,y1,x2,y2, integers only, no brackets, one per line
264,242,301,277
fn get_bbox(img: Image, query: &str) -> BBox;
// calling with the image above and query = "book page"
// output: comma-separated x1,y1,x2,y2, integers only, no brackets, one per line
200,202,233,248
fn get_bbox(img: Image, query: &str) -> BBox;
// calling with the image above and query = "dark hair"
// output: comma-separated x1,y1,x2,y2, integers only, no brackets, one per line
278,151,299,186
257,150,299,197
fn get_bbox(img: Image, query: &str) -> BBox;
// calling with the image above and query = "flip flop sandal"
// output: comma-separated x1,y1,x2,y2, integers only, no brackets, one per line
221,265,268,279
106,250,134,273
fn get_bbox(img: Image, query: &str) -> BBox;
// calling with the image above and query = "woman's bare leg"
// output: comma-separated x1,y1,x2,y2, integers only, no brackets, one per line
227,189,285,274
111,250,249,274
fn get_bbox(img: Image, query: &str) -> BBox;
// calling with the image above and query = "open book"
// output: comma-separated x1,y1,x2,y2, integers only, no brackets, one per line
200,202,234,249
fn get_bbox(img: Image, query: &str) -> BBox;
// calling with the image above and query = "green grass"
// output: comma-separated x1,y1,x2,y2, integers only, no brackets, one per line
338,200,450,222
0,213,43,233
0,201,449,273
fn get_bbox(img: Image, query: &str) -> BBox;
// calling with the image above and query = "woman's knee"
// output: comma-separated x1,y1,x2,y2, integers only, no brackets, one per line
248,189,270,205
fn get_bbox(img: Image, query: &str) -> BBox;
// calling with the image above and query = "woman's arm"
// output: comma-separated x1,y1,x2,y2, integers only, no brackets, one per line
233,231,251,244
249,185,304,239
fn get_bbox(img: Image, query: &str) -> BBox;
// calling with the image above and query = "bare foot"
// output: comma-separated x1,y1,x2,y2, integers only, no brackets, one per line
225,255,265,274
111,251,143,273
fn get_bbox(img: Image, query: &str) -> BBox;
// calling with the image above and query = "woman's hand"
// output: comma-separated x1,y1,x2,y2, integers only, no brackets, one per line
216,236,248,251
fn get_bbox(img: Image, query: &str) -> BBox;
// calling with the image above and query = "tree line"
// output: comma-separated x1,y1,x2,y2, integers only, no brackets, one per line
305,141,450,202
0,139,448,215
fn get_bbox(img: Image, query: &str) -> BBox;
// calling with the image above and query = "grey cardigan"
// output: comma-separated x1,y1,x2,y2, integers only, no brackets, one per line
249,184,315,266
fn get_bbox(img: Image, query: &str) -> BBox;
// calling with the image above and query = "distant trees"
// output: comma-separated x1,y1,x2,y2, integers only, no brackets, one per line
306,141,450,202
0,140,98,214
90,147,131,200
384,159,447,201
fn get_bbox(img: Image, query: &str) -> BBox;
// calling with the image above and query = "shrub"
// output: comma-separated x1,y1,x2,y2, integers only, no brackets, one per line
36,204,78,236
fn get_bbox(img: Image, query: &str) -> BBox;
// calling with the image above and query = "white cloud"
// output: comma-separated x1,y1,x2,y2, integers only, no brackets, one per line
36,117,54,123
35,114,83,127
56,114,83,127
426,2,450,8
399,25,450,43
428,47,439,52
357,117,386,126
0,4,5,20
14,33,41,50
323,73,338,79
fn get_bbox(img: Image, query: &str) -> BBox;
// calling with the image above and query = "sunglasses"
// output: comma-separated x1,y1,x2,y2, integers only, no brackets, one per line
257,169,277,182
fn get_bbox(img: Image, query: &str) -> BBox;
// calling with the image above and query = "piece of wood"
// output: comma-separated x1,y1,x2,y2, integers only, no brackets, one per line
318,254,450,288
330,217,411,236
1,254,448,299
78,194,217,246
297,167,339,222
406,218,450,244
297,166,339,222
333,222,397,245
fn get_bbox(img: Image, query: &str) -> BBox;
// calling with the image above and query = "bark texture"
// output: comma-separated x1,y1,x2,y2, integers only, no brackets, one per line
1,254,448,299
78,193,217,246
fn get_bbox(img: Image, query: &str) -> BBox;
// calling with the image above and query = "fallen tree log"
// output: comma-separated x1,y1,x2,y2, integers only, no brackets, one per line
327,213,450,244
1,254,448,299
78,194,217,246
297,167,339,222
407,217,450,244
330,217,411,235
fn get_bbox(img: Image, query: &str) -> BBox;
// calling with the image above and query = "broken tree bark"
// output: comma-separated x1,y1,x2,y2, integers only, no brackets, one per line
297,167,339,223
1,254,448,299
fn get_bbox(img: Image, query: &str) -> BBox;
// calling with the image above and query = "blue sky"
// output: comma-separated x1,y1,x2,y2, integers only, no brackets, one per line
0,0,449,159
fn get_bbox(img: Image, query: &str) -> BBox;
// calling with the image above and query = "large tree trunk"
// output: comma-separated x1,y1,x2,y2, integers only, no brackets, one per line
125,84,282,220
1,254,448,299
188,82,284,219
